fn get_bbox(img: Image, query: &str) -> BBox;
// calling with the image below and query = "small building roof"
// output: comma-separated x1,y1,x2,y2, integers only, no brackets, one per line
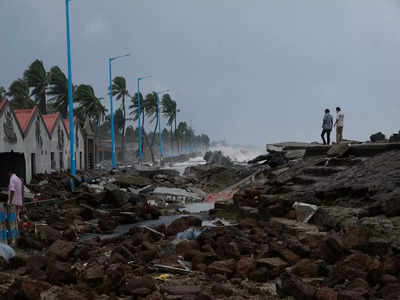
14,106,37,134
63,117,78,137
42,112,60,135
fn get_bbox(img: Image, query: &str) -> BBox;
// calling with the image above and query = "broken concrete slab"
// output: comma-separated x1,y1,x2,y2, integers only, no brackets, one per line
153,187,203,202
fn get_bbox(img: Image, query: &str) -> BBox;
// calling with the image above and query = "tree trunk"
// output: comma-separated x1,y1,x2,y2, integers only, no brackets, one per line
120,95,126,161
170,125,173,154
150,115,158,147
174,118,179,154
40,89,46,114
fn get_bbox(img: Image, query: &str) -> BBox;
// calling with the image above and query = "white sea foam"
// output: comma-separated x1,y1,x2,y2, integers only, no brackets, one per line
209,145,264,163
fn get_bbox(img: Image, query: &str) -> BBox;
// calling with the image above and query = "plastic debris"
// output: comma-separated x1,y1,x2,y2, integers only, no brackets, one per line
0,243,15,261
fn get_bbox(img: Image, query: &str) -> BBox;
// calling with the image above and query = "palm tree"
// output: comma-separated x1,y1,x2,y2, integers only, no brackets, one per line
129,92,157,162
74,84,107,126
144,92,160,147
161,128,170,155
161,94,179,153
129,92,145,123
47,66,70,118
0,86,6,99
112,76,129,160
23,59,49,114
7,79,35,109
114,108,124,135
177,121,188,152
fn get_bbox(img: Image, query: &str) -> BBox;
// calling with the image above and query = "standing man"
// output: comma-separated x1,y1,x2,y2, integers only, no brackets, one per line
321,108,333,145
335,107,344,144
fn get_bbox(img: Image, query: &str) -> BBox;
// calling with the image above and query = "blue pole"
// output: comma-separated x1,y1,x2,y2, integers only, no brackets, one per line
157,93,163,158
109,59,116,168
65,0,75,175
137,79,142,161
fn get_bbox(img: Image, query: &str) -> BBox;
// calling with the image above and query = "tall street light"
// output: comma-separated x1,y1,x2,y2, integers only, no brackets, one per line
109,54,130,169
155,89,169,159
137,75,151,162
65,0,75,176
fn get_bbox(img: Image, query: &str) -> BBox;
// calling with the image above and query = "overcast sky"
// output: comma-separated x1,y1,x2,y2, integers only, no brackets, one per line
1,0,400,147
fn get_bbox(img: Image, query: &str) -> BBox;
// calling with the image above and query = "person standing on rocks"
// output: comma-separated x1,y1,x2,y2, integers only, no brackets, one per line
321,108,333,145
7,167,23,244
335,107,344,143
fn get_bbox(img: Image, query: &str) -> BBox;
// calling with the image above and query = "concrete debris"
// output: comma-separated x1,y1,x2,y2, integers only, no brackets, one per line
293,202,319,223
152,187,203,203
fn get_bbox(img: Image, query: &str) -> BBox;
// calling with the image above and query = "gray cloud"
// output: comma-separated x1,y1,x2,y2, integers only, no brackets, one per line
1,0,400,146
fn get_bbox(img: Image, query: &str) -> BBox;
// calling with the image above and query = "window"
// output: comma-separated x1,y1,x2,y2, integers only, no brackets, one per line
59,152,64,169
31,153,36,176
51,152,55,169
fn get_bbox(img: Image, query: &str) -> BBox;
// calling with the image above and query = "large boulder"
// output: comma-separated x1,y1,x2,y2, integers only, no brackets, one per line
46,260,75,284
248,152,288,167
375,189,400,217
277,273,316,300
167,216,202,236
389,131,400,143
123,275,156,297
8,279,51,300
104,183,126,207
370,132,386,142
289,259,321,277
327,144,350,157
236,257,255,277
206,259,236,277
256,257,288,278
47,240,76,261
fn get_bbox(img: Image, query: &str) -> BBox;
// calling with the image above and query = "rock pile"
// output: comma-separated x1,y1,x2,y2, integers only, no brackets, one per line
1,146,400,299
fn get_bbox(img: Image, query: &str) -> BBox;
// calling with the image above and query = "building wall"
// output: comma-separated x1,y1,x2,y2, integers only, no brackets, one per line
0,104,24,154
21,111,52,183
48,120,69,171
68,123,85,171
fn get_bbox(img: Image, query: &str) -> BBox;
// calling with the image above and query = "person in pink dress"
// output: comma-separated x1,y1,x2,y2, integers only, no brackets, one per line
8,169,23,222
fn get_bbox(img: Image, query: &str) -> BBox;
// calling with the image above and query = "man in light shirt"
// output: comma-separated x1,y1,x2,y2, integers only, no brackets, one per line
335,107,344,144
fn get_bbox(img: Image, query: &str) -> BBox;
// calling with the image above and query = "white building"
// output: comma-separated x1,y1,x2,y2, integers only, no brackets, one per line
0,98,88,183
42,112,69,171
14,105,52,183
63,117,85,171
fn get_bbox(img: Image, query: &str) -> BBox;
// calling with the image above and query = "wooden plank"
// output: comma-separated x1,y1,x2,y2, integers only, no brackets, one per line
152,264,192,274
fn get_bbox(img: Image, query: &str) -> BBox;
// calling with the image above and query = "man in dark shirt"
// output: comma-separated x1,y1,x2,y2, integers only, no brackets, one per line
321,109,333,145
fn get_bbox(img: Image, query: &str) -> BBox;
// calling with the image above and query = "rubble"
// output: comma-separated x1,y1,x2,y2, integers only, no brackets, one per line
0,147,400,299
